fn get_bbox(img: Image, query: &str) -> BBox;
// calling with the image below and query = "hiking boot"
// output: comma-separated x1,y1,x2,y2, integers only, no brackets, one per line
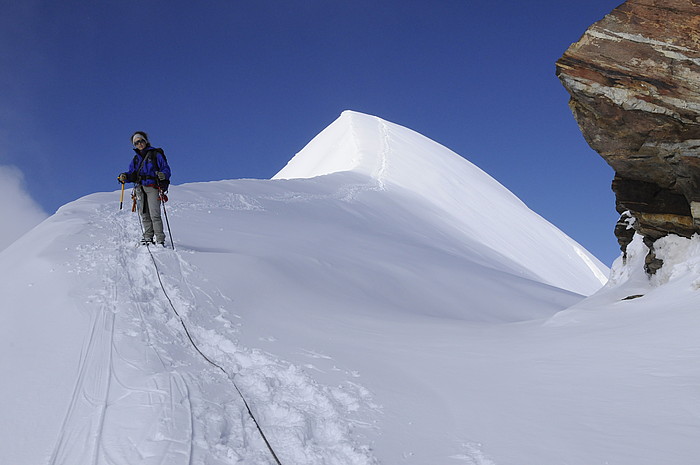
140,238,155,246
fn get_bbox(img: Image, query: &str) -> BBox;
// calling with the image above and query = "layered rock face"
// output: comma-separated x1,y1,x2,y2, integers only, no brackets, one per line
556,0,700,272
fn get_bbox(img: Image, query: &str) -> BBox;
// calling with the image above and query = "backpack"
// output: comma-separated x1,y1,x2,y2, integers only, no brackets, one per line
133,148,170,190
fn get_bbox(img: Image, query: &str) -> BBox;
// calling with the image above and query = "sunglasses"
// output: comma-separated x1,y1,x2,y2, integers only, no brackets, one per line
133,139,147,146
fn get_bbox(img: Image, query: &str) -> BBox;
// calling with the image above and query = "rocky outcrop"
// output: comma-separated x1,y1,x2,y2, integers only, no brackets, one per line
556,0,700,272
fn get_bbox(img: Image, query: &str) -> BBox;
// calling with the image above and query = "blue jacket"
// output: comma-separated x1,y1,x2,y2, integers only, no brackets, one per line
126,146,171,187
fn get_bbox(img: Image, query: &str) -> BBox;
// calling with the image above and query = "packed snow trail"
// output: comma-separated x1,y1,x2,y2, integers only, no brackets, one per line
48,207,195,465
45,197,378,465
139,228,282,465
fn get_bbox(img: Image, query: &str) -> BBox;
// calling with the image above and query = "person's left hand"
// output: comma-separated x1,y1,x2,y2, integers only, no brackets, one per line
156,171,166,181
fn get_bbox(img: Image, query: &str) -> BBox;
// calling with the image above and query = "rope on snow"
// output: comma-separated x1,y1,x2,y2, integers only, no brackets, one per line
130,197,283,464
144,247,283,465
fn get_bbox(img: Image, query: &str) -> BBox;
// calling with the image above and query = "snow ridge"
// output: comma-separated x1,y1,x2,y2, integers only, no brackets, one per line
10,112,675,465
24,197,379,465
275,110,608,295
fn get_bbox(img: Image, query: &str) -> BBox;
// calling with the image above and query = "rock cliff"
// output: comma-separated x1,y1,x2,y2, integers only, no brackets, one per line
556,0,700,273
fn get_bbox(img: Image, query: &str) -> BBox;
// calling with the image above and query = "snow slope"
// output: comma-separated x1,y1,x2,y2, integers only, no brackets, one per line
2,111,699,465
274,110,609,295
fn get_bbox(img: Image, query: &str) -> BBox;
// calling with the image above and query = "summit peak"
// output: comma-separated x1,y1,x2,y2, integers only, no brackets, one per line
273,111,608,294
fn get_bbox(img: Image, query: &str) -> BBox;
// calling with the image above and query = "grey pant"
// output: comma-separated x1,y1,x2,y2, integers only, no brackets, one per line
136,185,165,243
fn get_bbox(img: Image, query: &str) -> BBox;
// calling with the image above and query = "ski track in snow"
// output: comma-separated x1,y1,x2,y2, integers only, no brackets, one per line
49,211,194,465
47,200,379,465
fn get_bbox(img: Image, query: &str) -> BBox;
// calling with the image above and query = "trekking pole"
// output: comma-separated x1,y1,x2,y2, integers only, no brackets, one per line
119,182,125,210
159,186,175,250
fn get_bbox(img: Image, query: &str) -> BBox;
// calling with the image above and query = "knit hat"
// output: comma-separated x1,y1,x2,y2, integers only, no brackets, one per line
131,131,149,145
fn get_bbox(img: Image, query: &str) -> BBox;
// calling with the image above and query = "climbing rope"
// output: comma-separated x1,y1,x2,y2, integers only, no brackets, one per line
130,195,283,465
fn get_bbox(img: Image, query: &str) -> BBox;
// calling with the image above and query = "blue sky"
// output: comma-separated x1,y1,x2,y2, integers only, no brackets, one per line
0,0,623,264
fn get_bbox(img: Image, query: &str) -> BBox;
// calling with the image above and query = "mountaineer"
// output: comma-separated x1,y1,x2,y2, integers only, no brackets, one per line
118,131,171,246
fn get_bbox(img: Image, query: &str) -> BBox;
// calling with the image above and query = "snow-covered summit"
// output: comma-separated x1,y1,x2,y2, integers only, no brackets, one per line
275,110,608,295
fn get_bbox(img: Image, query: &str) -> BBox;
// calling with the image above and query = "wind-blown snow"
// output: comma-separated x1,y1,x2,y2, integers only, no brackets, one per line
0,165,48,251
2,111,699,465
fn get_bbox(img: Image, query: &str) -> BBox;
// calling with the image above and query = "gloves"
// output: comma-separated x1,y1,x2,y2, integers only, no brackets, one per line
156,171,166,181
117,173,128,183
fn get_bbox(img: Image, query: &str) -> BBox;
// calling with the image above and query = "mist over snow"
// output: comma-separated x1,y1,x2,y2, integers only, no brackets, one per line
0,165,48,251
2,111,699,465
